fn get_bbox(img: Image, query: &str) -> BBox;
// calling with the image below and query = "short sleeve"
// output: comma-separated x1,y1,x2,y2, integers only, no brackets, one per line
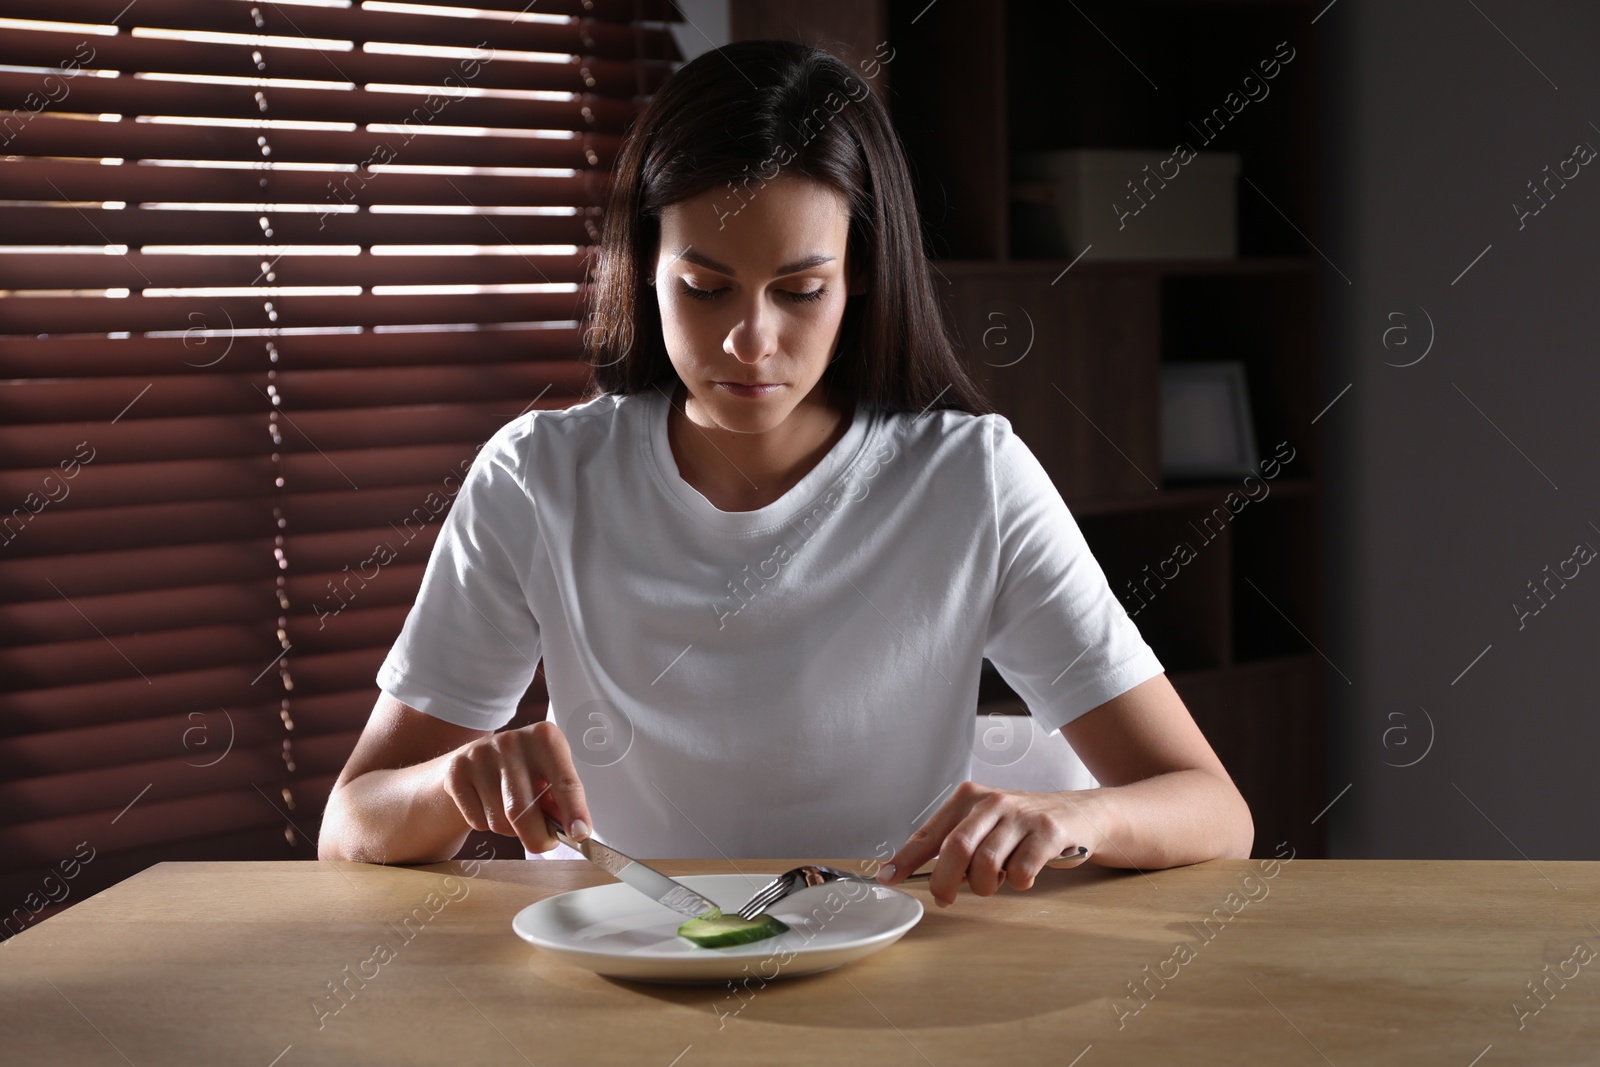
375,417,543,731
982,415,1164,734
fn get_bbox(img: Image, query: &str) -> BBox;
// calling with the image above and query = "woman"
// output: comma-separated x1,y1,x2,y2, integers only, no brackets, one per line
319,41,1253,908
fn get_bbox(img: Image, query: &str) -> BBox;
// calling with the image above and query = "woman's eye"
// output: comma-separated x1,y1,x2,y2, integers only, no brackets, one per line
677,280,827,304
679,280,721,301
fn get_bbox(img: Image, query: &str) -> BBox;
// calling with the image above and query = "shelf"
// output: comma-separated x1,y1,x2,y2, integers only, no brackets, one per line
1160,271,1324,473
1005,0,1318,263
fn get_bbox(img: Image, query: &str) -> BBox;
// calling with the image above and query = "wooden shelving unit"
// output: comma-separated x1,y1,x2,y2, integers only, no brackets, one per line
891,0,1329,857
733,0,1330,856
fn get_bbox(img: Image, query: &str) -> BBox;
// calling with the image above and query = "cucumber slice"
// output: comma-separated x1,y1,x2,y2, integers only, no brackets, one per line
676,908,790,948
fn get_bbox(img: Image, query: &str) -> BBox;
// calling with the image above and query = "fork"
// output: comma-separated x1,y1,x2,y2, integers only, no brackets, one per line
733,864,912,921
733,846,1091,920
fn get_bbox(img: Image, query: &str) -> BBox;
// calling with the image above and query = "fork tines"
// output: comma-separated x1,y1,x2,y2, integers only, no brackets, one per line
735,873,793,920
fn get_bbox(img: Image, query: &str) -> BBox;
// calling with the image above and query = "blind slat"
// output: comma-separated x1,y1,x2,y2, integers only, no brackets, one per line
0,158,607,212
338,0,684,17
0,778,337,866
10,0,687,22
2,364,590,423
0,440,482,508
0,29,672,96
0,528,445,604
0,290,587,334
4,468,576,554
2,566,431,646
0,250,590,291
0,401,571,477
0,695,379,778
0,73,640,133
0,118,616,174
0,605,417,692
0,743,319,825
0,703,295,776
0,326,585,378
34,0,680,62
0,648,442,729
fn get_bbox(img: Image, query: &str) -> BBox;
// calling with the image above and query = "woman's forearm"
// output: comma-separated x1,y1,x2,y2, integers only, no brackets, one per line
1069,769,1255,869
318,752,473,865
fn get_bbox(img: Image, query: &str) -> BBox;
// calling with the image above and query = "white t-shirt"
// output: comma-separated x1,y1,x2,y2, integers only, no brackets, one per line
375,386,1164,860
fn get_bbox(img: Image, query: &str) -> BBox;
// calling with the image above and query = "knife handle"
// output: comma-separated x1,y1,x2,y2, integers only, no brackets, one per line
542,813,576,848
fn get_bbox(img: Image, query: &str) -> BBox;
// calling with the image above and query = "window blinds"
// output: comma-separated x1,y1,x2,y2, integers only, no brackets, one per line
0,0,681,934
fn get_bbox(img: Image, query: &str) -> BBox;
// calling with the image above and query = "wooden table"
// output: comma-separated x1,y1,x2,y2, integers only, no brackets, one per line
2,857,1597,1065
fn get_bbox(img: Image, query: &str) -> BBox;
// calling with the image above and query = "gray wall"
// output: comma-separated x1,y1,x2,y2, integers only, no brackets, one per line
1321,0,1600,859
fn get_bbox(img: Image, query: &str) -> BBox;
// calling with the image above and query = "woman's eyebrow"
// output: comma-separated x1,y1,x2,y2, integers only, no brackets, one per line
674,247,835,277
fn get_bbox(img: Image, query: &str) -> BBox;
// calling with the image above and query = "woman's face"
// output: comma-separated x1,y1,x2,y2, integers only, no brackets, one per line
651,175,857,433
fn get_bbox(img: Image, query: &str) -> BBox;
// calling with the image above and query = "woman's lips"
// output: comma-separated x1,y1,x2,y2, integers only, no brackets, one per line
716,381,782,397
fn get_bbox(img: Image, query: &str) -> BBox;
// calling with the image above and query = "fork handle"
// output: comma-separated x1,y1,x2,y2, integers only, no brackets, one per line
1043,845,1091,869
911,846,1088,877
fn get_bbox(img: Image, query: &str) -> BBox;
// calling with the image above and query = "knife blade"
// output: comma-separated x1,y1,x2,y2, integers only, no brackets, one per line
542,814,720,921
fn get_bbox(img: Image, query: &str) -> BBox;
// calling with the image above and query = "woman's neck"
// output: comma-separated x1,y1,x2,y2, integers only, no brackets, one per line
665,379,854,512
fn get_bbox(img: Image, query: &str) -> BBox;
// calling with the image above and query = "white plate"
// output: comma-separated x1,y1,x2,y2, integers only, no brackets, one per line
512,872,923,983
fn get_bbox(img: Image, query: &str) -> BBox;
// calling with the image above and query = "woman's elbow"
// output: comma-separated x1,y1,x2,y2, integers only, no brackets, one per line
316,787,360,862
1222,783,1255,859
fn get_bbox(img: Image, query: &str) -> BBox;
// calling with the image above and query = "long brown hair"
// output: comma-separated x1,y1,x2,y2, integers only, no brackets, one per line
580,39,994,417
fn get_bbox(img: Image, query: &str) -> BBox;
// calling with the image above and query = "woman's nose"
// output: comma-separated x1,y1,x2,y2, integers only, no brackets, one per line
724,298,777,363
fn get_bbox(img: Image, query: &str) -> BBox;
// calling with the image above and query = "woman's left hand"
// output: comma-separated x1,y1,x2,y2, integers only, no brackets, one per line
875,780,1098,907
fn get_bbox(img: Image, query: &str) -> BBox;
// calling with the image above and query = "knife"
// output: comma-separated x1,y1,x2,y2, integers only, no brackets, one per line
542,814,720,921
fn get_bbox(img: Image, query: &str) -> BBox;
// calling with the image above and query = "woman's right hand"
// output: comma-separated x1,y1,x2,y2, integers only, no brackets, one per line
441,720,594,855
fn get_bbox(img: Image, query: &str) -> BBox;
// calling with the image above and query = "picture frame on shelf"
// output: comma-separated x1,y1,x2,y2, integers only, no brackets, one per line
1160,361,1259,480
